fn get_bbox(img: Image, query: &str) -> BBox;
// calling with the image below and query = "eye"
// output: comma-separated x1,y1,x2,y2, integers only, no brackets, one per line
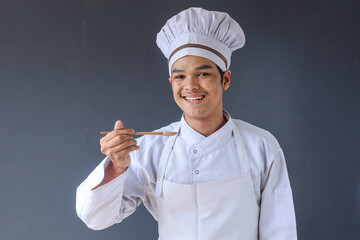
174,75,185,80
198,72,209,77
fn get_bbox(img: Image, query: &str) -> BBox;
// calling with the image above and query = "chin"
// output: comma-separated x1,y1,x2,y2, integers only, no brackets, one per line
183,109,209,120
176,100,209,120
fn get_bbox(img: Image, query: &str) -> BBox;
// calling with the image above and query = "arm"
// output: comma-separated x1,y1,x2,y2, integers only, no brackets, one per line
76,120,143,230
259,149,297,240
76,156,146,230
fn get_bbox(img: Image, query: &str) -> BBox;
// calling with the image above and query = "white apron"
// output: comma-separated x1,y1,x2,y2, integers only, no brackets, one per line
154,120,259,240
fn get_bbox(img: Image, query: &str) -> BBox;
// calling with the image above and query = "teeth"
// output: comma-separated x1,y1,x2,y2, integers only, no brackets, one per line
185,96,205,102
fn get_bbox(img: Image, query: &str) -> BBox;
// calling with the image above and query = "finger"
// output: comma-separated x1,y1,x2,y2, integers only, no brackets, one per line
107,142,139,161
114,120,124,130
102,139,134,157
121,145,140,156
101,128,134,143
107,134,134,147
113,128,135,135
111,139,138,153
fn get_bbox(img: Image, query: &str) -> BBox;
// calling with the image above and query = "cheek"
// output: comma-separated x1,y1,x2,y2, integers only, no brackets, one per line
171,82,181,92
171,85,181,98
204,82,223,95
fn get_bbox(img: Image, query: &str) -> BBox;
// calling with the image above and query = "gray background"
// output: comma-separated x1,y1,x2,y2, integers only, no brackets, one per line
0,0,359,239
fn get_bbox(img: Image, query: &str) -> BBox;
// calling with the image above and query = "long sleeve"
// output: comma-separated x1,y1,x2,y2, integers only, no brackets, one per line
76,156,146,230
259,149,297,240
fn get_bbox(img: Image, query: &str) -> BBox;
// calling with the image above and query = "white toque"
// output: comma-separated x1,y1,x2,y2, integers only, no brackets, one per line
156,7,245,76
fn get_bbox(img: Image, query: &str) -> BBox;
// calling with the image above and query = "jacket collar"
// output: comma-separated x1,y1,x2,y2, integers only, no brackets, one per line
179,110,234,156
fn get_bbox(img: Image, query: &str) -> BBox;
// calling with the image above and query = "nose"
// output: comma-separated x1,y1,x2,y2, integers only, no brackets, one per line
184,75,199,91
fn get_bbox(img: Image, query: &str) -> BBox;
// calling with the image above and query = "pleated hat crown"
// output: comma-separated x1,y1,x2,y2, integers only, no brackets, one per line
156,7,245,75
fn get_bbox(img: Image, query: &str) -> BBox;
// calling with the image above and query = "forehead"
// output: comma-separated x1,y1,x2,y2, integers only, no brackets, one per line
171,55,217,71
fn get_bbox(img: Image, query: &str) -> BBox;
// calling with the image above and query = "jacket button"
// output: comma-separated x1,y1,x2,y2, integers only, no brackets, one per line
195,170,199,174
193,150,197,154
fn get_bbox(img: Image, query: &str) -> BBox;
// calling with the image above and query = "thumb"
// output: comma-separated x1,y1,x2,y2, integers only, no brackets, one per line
114,120,124,130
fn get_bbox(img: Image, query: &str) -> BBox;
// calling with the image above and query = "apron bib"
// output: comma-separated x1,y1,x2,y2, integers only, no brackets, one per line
155,120,259,240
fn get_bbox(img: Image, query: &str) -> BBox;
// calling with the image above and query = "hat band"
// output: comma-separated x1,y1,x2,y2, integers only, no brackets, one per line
168,43,228,68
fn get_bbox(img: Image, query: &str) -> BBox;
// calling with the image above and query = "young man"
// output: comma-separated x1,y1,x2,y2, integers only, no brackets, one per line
76,7,297,240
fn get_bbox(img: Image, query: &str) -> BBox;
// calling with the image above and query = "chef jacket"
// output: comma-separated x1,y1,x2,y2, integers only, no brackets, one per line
76,111,297,239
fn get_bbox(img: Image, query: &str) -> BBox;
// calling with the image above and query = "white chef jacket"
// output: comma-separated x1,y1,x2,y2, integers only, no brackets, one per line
76,111,297,239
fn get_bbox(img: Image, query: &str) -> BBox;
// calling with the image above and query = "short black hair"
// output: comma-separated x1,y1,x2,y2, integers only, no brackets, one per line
216,65,225,83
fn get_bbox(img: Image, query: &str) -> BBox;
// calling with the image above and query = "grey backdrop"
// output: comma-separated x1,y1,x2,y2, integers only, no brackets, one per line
0,0,359,239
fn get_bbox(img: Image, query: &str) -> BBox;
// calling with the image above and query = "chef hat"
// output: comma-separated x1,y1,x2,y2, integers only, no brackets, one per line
156,7,245,76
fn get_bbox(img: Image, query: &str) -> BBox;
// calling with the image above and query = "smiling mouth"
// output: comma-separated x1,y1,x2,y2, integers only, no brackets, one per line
182,95,206,103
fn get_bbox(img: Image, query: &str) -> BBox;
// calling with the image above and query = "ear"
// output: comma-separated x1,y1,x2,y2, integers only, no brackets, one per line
169,77,172,85
222,70,231,91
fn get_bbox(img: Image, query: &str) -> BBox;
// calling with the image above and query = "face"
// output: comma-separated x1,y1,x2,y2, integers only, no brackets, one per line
169,55,231,123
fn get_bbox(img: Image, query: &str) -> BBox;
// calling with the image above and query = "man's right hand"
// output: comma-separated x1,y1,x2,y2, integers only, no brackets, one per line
93,120,139,190
100,120,140,172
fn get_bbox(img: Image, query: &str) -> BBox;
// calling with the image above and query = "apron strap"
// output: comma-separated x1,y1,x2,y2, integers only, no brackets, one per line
155,126,180,197
231,120,251,175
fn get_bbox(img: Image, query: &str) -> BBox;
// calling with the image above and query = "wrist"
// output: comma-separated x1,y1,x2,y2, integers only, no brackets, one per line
108,161,128,176
92,161,127,191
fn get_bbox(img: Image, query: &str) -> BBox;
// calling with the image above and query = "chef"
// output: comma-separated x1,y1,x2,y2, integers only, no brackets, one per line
76,7,297,240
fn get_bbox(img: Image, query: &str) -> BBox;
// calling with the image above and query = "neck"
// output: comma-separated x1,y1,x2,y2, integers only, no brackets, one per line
184,110,227,137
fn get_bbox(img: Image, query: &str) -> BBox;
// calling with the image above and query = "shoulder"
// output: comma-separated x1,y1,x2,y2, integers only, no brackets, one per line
232,118,282,159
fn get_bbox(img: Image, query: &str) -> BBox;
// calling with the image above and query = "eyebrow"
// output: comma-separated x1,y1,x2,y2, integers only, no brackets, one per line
194,65,213,71
171,64,213,74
